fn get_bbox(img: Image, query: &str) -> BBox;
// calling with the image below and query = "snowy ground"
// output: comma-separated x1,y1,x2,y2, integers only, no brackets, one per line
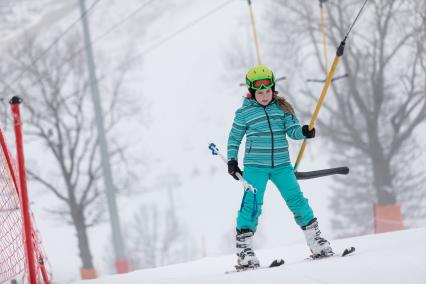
73,228,426,284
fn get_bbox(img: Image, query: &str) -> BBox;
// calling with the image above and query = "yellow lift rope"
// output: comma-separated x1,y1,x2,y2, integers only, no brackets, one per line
241,0,367,178
319,0,329,75
294,0,369,173
295,0,330,172
247,0,262,65
306,0,349,83
243,0,288,85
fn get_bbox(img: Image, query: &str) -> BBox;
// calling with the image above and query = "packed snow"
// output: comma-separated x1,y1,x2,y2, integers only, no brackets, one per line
73,228,426,284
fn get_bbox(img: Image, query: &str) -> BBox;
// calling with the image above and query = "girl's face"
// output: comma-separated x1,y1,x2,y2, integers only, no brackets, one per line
254,88,273,106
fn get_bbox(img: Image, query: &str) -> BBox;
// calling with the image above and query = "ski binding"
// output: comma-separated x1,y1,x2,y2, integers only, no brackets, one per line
225,258,285,274
307,246,356,260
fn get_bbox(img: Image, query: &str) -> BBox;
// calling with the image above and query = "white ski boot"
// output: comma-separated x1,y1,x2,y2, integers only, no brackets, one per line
236,229,260,269
302,218,333,258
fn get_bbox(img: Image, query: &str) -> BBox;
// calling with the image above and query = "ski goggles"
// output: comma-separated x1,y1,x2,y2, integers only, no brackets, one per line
247,78,274,90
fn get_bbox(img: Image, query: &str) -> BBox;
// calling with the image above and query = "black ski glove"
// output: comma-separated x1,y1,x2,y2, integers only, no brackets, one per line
302,125,315,139
228,160,243,180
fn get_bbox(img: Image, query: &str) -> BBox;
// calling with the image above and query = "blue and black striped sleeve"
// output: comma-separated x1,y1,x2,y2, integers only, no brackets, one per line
227,109,246,161
284,113,305,140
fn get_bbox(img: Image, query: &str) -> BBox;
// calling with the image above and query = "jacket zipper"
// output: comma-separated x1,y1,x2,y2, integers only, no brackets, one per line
263,108,274,168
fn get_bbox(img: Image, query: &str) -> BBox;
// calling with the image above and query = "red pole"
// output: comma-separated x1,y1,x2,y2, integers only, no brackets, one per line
38,254,50,284
2,112,51,284
32,220,51,284
0,123,20,197
10,96,38,284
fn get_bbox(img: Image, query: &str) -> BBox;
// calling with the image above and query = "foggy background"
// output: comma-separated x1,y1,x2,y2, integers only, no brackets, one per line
0,0,425,283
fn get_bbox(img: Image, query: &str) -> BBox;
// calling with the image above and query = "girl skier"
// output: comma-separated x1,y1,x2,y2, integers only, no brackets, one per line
227,65,332,268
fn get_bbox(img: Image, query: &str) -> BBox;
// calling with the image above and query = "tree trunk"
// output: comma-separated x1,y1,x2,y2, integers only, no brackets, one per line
369,57,397,205
71,204,95,269
372,158,396,205
368,130,396,205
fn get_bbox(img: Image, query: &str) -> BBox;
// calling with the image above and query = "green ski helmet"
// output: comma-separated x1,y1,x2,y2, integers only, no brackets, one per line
245,65,275,93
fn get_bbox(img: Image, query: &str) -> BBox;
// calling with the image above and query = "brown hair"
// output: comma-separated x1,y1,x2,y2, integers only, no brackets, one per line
273,92,295,114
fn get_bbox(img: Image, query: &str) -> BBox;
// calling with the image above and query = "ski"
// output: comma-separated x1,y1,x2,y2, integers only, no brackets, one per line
225,247,354,274
306,246,356,260
225,258,285,274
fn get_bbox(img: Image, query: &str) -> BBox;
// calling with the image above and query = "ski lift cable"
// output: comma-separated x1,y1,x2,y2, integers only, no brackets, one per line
294,0,369,173
64,0,157,64
13,0,236,101
2,0,164,101
343,0,369,41
64,0,235,67
91,0,156,43
1,0,103,94
138,0,235,57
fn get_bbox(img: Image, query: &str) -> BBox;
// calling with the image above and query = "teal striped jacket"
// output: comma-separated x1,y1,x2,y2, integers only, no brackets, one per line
227,98,305,168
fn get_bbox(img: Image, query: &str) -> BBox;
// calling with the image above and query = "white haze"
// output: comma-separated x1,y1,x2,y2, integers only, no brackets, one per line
0,1,425,283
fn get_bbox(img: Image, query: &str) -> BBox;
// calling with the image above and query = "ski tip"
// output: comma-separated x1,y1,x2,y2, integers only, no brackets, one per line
269,258,285,267
342,246,356,257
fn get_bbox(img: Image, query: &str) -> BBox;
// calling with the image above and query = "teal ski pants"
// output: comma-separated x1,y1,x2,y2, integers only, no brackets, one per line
236,164,314,232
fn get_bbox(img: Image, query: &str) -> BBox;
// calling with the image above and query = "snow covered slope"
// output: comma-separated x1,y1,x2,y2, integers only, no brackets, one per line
73,228,426,284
